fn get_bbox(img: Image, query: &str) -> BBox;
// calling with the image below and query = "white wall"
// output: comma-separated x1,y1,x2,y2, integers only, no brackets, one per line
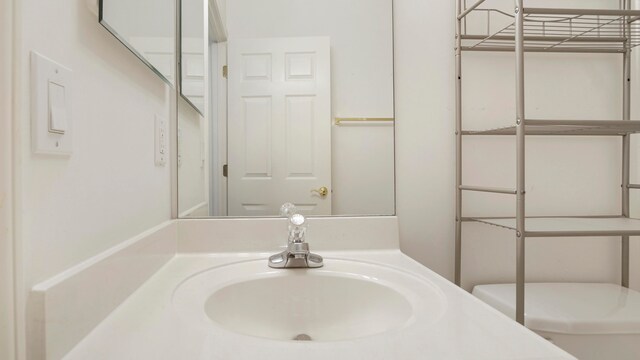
395,0,640,291
1,0,17,358
226,0,395,215
13,0,173,358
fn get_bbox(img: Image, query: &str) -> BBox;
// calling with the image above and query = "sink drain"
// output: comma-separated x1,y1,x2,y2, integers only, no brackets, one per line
292,334,312,341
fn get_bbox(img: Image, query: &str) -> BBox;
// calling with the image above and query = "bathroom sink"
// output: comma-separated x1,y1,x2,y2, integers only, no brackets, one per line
172,259,446,342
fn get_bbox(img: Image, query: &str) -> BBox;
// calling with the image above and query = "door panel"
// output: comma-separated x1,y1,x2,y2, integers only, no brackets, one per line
242,96,272,177
286,95,315,177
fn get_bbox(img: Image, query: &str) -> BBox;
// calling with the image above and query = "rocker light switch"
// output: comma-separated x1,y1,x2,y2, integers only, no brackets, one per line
48,82,67,134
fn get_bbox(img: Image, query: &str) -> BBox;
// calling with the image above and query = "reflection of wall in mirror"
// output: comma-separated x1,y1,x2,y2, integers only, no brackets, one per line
181,0,206,112
181,38,205,111
105,0,176,82
178,97,208,217
226,0,394,215
128,37,175,82
178,0,208,216
215,0,227,31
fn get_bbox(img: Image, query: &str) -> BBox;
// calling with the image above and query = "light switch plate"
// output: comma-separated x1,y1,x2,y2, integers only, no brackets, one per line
155,115,168,166
31,52,73,156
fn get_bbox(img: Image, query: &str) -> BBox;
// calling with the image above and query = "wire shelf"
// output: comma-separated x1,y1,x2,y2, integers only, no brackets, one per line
462,119,640,136
468,216,640,237
455,2,638,325
461,7,640,53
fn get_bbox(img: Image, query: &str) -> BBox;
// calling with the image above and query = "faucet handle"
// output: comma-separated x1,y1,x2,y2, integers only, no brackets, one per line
280,203,297,218
290,213,305,226
288,214,307,243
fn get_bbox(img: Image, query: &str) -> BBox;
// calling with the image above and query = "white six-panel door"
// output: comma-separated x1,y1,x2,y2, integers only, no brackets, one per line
228,37,331,216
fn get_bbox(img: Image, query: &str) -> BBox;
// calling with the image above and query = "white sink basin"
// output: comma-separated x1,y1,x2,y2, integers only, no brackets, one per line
172,259,446,342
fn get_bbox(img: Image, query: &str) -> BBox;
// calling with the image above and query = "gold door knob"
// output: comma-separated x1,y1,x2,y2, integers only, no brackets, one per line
311,186,329,197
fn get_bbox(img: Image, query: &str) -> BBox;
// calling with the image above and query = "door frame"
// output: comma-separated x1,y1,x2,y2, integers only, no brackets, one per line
208,0,228,216
208,41,228,216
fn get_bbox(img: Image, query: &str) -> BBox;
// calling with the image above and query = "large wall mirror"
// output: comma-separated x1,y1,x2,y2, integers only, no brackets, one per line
178,0,395,218
99,0,177,86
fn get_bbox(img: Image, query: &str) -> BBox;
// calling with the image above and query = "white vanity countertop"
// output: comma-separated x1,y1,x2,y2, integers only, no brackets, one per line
63,250,574,360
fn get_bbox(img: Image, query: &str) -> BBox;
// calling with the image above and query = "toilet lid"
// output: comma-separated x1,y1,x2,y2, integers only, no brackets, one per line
472,283,640,335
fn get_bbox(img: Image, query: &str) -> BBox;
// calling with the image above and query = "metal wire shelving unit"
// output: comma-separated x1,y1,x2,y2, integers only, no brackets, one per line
455,0,640,325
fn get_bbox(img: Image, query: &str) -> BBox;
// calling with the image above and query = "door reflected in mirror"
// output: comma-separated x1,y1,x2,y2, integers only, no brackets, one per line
178,0,394,218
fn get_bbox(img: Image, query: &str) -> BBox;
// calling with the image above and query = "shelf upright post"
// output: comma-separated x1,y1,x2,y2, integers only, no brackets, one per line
622,0,632,288
455,0,464,287
514,0,526,325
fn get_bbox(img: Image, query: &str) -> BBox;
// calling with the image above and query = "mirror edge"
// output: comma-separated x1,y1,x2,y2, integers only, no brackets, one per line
98,0,177,88
178,93,204,117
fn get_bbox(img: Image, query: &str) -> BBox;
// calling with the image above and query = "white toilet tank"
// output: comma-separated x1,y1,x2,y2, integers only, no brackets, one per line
472,283,640,360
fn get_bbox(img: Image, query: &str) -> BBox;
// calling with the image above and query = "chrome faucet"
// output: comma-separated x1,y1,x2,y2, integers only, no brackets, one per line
268,203,323,269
